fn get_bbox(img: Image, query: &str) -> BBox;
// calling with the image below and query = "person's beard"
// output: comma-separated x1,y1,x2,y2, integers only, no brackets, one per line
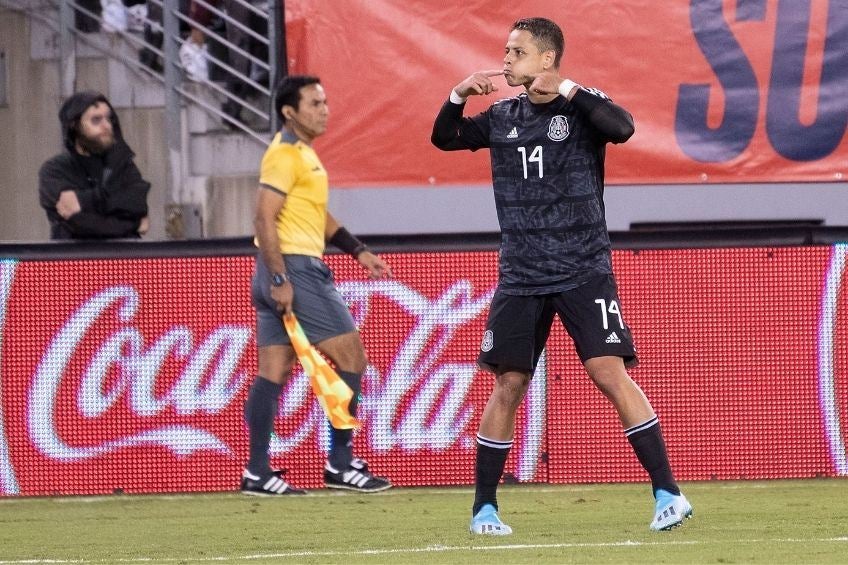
76,130,115,155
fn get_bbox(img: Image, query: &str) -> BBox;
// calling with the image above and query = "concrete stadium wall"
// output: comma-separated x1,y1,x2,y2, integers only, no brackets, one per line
0,8,168,242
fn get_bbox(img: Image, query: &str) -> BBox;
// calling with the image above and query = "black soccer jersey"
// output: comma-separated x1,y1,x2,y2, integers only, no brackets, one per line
432,88,634,295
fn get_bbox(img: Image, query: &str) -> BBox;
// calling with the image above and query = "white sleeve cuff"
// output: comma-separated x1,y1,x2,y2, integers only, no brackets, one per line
449,90,467,104
558,79,580,98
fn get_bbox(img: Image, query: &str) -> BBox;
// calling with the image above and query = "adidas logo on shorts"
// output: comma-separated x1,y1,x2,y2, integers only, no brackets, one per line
605,332,621,344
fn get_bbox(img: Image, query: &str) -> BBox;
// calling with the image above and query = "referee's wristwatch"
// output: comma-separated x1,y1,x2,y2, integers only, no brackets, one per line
271,272,289,286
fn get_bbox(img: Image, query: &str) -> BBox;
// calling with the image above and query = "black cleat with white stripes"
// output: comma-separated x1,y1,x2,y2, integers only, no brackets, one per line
324,458,392,493
240,468,307,496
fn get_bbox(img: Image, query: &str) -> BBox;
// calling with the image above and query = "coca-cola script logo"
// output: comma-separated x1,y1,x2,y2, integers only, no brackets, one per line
28,284,251,461
818,243,848,475
0,258,547,495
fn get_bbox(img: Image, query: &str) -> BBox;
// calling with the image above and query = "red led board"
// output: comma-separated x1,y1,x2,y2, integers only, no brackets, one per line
1,246,846,495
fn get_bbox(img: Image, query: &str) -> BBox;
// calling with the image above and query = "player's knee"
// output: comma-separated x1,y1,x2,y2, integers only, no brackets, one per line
588,367,633,397
585,357,628,385
493,377,528,411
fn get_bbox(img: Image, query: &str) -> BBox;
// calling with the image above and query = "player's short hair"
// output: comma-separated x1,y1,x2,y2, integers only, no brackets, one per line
512,17,564,68
274,75,321,120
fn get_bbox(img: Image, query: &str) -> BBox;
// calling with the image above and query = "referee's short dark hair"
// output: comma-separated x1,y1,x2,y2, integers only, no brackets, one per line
274,75,321,119
512,17,565,68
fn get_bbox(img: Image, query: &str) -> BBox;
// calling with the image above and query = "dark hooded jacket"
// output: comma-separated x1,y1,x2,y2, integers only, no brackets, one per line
38,91,151,240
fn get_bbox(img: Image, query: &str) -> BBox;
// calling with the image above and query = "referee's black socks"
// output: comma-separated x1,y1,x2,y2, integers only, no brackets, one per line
244,376,283,475
328,370,362,470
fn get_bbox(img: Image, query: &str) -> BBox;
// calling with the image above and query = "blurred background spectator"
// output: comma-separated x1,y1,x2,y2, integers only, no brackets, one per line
138,0,191,73
181,0,269,127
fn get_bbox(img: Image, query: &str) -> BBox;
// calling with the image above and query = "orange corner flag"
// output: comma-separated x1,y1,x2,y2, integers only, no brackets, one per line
283,314,361,430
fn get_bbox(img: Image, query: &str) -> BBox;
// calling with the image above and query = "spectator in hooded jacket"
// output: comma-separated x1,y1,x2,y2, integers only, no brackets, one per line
39,91,151,240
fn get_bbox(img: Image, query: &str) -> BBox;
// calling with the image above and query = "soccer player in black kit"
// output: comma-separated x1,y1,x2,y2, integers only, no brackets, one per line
432,17,692,534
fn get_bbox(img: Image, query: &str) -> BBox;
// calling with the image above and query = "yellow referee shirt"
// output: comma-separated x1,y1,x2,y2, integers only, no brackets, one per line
258,129,328,257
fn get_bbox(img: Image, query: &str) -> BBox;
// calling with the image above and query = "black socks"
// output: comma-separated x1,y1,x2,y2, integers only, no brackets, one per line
625,416,680,496
244,376,283,475
473,434,513,515
328,370,362,470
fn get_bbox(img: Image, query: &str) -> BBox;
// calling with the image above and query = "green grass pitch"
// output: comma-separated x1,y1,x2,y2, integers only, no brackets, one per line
1,479,847,564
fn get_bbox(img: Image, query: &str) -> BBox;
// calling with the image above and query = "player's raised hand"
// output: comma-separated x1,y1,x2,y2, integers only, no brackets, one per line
528,71,565,96
453,70,503,98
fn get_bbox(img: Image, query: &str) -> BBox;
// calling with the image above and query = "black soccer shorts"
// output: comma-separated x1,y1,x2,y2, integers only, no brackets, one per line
477,274,638,375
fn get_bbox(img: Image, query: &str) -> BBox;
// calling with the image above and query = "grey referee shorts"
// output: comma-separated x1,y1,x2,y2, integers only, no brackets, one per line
251,254,356,347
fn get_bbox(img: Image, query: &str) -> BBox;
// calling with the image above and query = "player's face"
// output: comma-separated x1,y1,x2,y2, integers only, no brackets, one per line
290,83,329,140
503,29,555,88
76,102,115,155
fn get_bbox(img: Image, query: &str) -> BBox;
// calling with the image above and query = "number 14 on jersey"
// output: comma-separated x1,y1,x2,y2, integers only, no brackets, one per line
517,145,543,179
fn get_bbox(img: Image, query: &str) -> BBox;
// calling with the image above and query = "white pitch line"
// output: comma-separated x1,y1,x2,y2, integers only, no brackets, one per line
1,537,847,564
3,480,847,506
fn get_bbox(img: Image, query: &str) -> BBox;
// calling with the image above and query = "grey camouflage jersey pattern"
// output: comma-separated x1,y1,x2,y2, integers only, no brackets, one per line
432,88,634,296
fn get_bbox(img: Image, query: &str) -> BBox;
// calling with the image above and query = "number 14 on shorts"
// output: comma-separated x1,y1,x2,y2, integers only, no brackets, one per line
595,298,623,330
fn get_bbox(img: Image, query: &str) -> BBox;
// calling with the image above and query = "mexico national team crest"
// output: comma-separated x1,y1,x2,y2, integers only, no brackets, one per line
547,115,569,141
481,330,494,352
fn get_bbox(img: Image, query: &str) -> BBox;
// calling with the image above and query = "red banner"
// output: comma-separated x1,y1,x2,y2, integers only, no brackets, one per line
1,246,847,496
284,0,848,186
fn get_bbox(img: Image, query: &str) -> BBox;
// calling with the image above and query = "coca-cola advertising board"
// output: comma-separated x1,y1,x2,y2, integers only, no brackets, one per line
1,246,846,496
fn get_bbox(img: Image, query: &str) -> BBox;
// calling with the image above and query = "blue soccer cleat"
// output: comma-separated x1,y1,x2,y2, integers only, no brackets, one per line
650,489,693,531
470,503,513,535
